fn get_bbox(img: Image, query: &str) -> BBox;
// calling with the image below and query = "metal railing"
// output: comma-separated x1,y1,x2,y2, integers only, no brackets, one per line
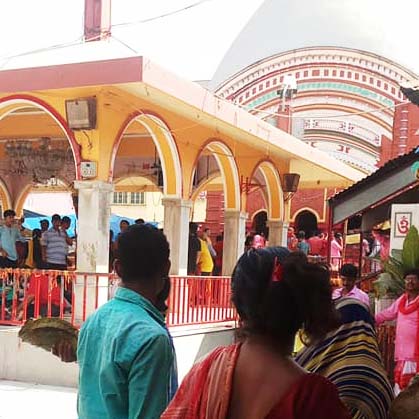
0,269,236,328
0,268,395,379
167,276,236,326
377,324,396,383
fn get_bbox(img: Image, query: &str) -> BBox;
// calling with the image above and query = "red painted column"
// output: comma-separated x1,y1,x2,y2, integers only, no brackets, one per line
84,0,111,42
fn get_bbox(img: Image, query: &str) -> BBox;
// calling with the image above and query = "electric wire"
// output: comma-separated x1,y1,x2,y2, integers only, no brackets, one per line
112,0,216,28
0,0,216,64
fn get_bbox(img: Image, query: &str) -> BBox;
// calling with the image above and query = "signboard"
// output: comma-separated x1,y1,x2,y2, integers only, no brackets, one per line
394,212,412,238
390,204,419,253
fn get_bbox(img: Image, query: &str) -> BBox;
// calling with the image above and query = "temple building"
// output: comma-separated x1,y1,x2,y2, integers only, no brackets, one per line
206,0,419,235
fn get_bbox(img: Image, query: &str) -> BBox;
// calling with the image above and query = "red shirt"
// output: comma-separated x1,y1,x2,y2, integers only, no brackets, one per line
213,241,223,268
27,273,62,306
308,236,324,255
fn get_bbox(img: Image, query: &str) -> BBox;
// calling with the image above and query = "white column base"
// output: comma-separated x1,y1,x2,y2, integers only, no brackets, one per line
162,197,192,276
222,210,247,276
73,180,113,321
267,219,288,247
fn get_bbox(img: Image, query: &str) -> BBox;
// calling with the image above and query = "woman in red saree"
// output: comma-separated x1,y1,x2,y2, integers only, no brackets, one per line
162,247,350,419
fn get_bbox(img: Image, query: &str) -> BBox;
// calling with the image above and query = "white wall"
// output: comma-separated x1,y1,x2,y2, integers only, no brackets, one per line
24,192,74,216
0,324,235,387
111,192,208,227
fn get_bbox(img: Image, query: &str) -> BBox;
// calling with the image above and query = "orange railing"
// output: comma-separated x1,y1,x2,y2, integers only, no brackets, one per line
0,269,236,328
167,276,236,326
0,268,395,378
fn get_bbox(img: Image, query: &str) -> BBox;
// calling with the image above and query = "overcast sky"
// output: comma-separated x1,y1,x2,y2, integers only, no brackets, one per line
0,0,264,80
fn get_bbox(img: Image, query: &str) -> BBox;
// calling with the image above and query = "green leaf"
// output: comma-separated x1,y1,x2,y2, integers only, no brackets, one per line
402,226,419,269
384,257,404,281
374,272,404,298
375,226,419,299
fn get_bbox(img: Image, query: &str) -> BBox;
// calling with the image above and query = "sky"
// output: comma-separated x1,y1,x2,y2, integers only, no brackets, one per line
0,0,264,81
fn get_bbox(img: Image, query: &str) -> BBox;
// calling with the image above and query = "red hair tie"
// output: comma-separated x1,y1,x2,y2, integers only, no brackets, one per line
271,257,284,283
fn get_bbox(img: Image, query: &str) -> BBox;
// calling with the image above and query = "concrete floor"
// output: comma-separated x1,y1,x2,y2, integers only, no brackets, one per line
0,322,236,418
0,381,77,419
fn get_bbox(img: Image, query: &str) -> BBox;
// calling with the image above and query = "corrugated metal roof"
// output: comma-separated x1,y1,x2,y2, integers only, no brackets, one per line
329,147,419,205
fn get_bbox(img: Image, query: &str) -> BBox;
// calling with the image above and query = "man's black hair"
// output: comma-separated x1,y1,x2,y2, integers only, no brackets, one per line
118,224,170,283
189,222,198,234
120,219,129,226
62,216,71,224
340,263,358,279
51,214,61,222
404,268,419,279
32,228,42,239
40,219,49,225
3,209,16,218
135,218,145,224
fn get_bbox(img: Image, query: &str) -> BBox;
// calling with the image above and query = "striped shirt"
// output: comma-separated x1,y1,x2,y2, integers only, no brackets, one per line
41,228,68,265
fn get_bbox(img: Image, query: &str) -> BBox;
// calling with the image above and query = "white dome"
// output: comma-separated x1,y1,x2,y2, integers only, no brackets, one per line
210,0,419,89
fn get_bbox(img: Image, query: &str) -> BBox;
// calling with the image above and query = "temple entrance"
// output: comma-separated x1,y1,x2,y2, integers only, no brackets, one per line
295,210,318,238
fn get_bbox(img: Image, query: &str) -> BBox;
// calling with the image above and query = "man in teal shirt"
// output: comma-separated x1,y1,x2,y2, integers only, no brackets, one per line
0,209,23,268
77,224,174,419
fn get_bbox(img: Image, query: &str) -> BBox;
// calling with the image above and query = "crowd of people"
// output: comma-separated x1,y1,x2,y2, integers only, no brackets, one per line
50,223,419,418
0,210,76,319
2,210,418,417
0,209,75,270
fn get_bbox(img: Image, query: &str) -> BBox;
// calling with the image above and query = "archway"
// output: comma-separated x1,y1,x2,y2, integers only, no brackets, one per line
0,96,80,215
110,112,182,197
295,210,318,238
0,177,12,213
249,160,284,221
189,140,241,275
190,140,240,235
0,95,82,179
111,176,164,227
252,210,268,238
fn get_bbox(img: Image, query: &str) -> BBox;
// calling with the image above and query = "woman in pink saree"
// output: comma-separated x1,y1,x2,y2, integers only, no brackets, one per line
162,248,350,419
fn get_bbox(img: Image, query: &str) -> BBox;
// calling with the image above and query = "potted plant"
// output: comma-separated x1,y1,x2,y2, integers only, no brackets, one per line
374,226,419,312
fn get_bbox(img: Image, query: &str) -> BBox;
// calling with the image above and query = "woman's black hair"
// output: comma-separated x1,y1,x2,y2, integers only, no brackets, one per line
232,246,338,353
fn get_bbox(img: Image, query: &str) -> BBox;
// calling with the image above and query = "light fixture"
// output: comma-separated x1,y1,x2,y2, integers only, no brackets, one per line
281,173,300,201
65,97,97,130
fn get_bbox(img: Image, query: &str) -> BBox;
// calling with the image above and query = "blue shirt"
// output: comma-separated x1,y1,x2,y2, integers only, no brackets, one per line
0,226,22,261
297,240,310,255
77,287,173,419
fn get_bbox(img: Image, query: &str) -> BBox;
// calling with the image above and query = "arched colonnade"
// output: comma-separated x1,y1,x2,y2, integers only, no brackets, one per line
0,93,287,275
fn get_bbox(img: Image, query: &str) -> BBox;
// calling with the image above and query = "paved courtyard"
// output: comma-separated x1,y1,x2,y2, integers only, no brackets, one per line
0,381,77,419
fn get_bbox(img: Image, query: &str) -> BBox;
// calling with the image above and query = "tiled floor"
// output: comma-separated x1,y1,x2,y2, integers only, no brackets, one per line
0,381,77,419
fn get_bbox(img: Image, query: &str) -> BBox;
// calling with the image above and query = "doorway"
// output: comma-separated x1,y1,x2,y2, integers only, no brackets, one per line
295,210,318,238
